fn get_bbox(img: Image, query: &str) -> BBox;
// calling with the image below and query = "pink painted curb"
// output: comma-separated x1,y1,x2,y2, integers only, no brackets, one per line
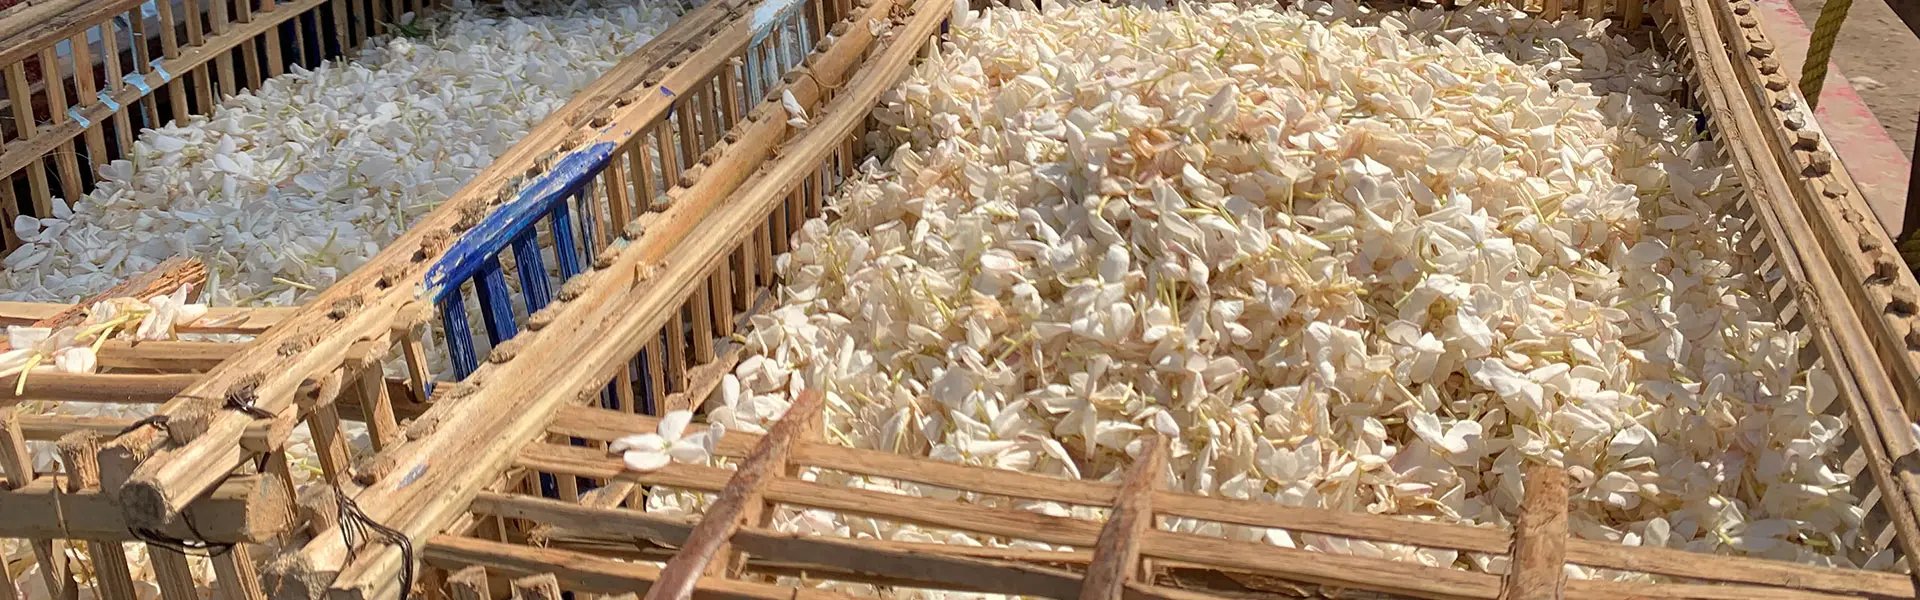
1751,0,1913,235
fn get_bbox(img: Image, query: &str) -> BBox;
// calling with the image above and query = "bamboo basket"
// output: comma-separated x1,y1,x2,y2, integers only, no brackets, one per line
237,0,1920,596
0,0,833,596
0,0,459,252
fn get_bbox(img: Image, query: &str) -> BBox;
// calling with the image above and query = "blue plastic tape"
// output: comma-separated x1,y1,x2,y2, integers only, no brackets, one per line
96,91,120,111
124,73,150,95
66,107,89,128
749,0,804,47
148,60,172,83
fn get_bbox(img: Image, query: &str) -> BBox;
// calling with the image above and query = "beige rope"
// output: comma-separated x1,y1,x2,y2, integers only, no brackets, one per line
1799,0,1855,108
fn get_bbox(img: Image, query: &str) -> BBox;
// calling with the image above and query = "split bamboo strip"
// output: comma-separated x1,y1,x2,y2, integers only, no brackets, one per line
347,340,401,450
647,389,824,599
448,565,489,600
0,303,295,334
9,61,52,216
510,573,562,600
424,535,863,600
1504,464,1568,600
36,46,81,201
0,256,205,355
19,414,130,440
55,432,142,600
66,29,106,166
1080,436,1164,600
91,339,248,371
1,372,199,404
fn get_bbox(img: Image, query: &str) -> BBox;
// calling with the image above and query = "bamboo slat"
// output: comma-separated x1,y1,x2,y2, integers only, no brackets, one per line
0,302,293,333
1505,464,1568,600
1080,436,1165,600
647,389,823,598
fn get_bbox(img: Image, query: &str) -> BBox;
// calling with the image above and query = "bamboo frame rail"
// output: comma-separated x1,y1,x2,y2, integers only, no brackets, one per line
1659,0,1920,580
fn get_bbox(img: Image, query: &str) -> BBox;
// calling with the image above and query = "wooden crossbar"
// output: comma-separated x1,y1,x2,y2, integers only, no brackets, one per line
0,472,290,541
424,535,863,600
1081,436,1165,600
1505,464,1569,600
0,302,293,334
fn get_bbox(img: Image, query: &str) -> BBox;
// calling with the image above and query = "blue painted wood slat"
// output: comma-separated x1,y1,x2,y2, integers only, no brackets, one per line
510,231,553,314
474,256,517,345
439,295,480,378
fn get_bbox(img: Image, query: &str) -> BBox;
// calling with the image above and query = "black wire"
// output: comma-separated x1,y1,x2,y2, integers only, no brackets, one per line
336,487,415,600
119,390,280,557
129,510,237,557
220,393,276,420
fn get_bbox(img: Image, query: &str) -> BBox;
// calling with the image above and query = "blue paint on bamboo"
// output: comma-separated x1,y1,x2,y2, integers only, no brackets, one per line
510,232,552,313
552,201,584,279
423,141,617,301
474,257,517,345
440,297,479,377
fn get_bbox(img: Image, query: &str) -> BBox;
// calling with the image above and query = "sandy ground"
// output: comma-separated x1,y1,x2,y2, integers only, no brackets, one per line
1791,0,1920,159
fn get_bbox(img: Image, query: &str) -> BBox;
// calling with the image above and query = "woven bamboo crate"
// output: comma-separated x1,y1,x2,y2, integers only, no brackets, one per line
0,0,832,596
234,0,1920,596
0,0,458,252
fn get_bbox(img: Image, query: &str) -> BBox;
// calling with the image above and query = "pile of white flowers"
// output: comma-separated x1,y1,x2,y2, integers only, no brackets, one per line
4,0,681,596
1,284,211,385
652,0,1889,589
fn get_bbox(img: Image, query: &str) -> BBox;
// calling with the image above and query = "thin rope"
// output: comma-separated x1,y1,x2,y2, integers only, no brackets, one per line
1799,0,1854,108
117,395,272,557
